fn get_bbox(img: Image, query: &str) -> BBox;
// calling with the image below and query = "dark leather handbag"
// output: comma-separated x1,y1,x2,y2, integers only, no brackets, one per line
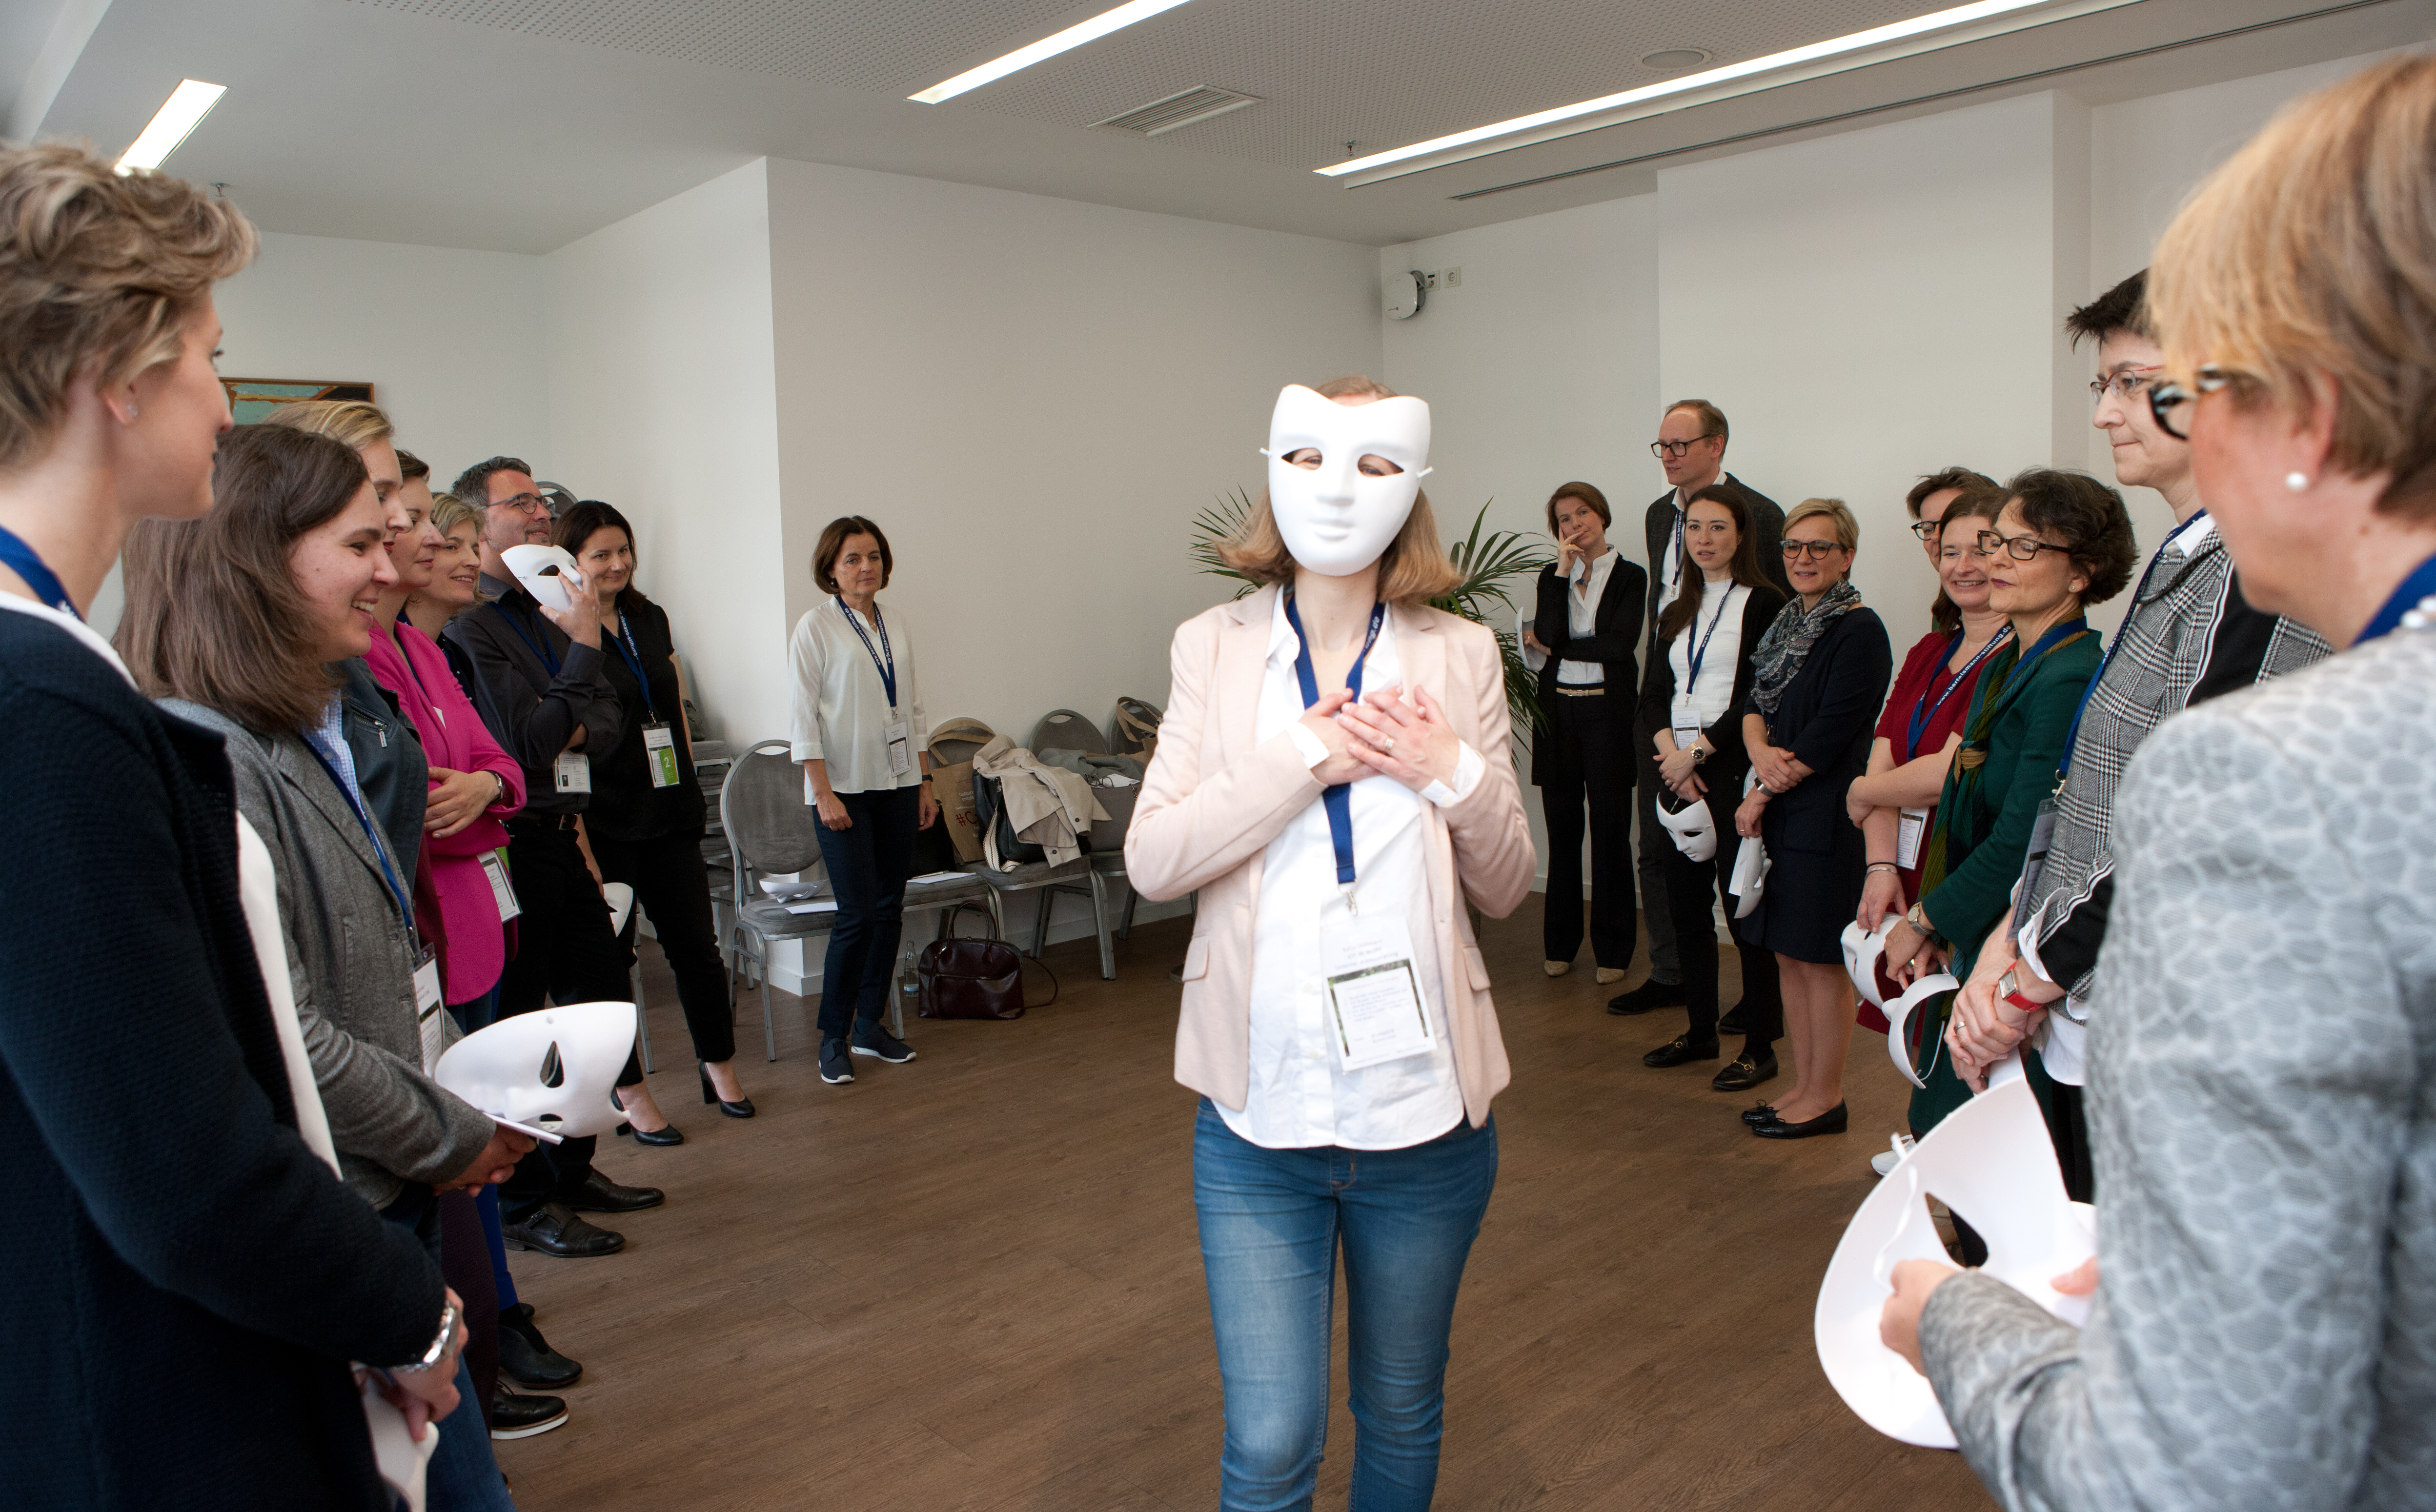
970,769,1048,866
917,906,1054,1020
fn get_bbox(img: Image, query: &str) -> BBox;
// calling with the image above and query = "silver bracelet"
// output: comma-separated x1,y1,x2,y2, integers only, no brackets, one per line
389,1300,460,1376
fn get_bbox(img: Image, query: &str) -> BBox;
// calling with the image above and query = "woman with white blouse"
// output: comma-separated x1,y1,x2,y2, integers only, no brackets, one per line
1127,376,1535,1512
787,516,939,1088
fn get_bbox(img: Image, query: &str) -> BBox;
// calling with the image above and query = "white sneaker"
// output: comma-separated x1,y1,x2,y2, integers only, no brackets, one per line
1870,1134,1917,1177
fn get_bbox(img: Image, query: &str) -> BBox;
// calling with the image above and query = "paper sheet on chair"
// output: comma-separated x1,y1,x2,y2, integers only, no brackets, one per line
907,871,969,886
783,899,840,914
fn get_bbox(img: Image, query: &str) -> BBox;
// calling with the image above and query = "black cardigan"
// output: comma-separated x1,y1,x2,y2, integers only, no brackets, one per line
1743,605,1894,857
586,595,706,843
0,611,443,1512
1637,582,1788,791
1529,552,1648,711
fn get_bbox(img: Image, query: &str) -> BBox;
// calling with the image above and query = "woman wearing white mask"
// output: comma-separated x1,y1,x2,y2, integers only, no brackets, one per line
1128,376,1534,1512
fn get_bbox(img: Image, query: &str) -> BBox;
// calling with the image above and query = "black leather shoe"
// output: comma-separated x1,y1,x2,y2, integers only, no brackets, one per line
490,1384,569,1439
1718,1001,1749,1035
565,1171,664,1213
1643,1034,1720,1068
1740,1101,1780,1126
1606,978,1687,1016
1752,1101,1849,1139
699,1063,755,1118
613,1119,684,1146
497,1303,582,1389
1712,1053,1778,1092
500,1203,624,1258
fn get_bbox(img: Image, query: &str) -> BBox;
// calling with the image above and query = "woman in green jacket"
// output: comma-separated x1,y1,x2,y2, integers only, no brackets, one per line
1879,470,2135,1246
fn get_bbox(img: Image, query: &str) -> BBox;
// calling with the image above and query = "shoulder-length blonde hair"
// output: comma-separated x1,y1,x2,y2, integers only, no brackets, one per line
2148,55,2436,520
1218,375,1464,605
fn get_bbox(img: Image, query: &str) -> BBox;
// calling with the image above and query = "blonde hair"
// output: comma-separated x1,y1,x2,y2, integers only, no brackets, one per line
1784,496,1860,550
1218,375,1464,605
2149,55,2436,519
262,397,392,451
0,142,256,471
428,491,480,541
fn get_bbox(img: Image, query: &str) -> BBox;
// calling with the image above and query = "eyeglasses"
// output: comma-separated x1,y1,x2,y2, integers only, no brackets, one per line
1650,433,1721,459
1908,518,1941,542
1976,528,2074,563
2146,365,2233,441
1782,539,1846,562
488,492,551,516
2089,366,2162,404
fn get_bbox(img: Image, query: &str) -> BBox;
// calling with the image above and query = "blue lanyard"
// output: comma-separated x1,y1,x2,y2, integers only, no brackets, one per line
490,599,560,678
2356,550,2436,645
609,615,658,719
838,600,896,709
1284,594,1386,889
1906,625,2013,757
1680,585,1735,699
2056,510,2211,780
301,738,414,928
0,524,77,619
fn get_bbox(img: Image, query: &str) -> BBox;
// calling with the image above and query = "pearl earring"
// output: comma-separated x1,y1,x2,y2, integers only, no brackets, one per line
2284,471,2310,493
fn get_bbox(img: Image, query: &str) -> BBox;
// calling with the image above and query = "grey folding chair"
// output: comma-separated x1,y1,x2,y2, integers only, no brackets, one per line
719,739,839,1061
1028,708,1108,756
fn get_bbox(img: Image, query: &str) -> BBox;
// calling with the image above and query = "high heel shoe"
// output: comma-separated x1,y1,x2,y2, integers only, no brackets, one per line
610,1088,684,1145
700,1063,755,1119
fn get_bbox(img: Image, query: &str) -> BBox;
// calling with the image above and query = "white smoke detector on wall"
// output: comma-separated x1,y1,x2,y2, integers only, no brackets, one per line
1385,269,1425,321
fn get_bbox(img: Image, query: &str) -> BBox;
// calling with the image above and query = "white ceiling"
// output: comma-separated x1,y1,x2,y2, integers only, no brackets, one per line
10,0,2432,254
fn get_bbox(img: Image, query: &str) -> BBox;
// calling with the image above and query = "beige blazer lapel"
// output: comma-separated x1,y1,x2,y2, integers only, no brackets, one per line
1214,584,1279,766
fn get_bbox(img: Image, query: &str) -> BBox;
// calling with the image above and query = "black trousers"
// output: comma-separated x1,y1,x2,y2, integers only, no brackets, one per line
590,824,736,1066
496,820,633,1222
1537,689,1637,969
1659,789,1782,1058
1632,720,1683,982
812,786,919,1042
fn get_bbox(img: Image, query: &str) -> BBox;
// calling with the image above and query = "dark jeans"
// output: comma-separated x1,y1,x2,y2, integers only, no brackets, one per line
1631,722,1682,983
591,824,737,1065
1659,797,1782,1057
812,786,919,1043
1193,1101,1498,1512
378,1188,515,1512
495,821,632,1222
1537,689,1636,970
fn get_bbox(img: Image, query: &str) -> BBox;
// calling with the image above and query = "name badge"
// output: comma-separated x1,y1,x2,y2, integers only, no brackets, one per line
1896,807,1930,871
554,751,591,794
1322,914,1435,1071
480,848,521,922
884,720,913,777
413,946,446,1073
1672,722,1702,755
643,721,679,789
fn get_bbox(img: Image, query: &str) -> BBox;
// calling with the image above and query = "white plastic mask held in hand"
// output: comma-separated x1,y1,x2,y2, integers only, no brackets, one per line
433,1000,638,1141
1261,384,1433,576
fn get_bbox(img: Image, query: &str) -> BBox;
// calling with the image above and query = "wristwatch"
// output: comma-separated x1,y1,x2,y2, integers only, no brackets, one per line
1905,900,1933,938
389,1299,460,1376
1998,967,2048,1013
1690,742,1708,764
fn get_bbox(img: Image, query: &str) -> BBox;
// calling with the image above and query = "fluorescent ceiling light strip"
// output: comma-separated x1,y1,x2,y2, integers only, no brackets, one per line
1318,0,2079,177
911,0,1197,104
117,79,227,173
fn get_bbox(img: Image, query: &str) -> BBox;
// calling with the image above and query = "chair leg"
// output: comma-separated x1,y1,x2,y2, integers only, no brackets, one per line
1089,871,1115,981
1118,875,1137,940
1031,889,1052,959
630,959,654,1074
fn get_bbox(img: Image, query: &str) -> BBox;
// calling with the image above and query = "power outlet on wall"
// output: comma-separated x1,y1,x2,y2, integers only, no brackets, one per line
1420,267,1463,290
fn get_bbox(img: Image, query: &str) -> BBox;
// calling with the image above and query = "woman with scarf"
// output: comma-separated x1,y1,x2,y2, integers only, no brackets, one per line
1732,499,1891,1139
1879,470,2131,1235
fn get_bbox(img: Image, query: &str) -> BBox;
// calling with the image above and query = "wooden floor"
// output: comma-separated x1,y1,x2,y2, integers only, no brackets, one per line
498,907,1993,1512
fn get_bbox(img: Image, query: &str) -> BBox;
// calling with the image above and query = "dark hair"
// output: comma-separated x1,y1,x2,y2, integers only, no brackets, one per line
1656,484,1768,644
116,424,370,732
1664,398,1728,450
1544,481,1611,539
813,515,893,596
1906,466,1997,519
2003,468,2140,606
554,499,650,609
395,448,429,483
452,454,531,507
2065,270,2151,350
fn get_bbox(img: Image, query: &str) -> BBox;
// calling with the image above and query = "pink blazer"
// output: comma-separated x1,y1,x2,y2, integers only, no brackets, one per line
1125,585,1536,1128
365,620,527,1004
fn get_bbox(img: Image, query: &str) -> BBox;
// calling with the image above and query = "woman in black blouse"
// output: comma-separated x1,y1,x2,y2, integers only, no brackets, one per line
557,502,752,1140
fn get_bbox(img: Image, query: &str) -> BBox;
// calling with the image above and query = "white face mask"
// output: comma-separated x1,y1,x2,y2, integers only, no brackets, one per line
1260,384,1433,577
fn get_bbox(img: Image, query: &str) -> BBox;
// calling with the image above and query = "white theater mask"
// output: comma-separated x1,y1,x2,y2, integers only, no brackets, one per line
1260,383,1433,577
433,1000,638,1142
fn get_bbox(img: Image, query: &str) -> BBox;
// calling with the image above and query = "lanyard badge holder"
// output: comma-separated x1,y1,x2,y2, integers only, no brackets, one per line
1286,596,1436,1071
609,620,680,789
303,739,446,1068
1673,589,1734,751
842,601,914,777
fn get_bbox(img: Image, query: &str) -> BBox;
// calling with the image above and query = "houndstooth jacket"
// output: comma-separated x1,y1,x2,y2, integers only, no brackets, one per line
2016,519,2327,1061
1919,616,2436,1511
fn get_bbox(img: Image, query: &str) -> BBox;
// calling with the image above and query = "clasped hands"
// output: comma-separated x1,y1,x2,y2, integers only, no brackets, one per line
1941,932,2056,1092
1299,685,1459,792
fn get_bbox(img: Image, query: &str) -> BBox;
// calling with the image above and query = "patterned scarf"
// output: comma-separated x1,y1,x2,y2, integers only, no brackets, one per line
1747,579,1863,718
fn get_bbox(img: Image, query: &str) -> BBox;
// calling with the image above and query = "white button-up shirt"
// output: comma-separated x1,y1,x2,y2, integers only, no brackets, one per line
1656,491,1690,616
788,596,926,795
1222,594,1483,1151
1558,549,1619,686
1668,581,1749,728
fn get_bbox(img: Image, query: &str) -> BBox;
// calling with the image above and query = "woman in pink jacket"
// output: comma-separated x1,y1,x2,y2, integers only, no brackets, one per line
1126,376,1533,1512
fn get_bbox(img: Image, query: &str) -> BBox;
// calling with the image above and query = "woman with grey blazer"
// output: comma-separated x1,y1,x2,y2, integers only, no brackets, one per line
1880,58,2436,1510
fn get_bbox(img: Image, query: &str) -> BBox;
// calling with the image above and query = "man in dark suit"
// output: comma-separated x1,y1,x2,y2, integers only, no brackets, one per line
1610,400,1789,1016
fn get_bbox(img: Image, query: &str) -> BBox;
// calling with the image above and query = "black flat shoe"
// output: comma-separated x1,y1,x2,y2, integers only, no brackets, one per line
1643,1034,1720,1068
490,1384,568,1439
614,1120,685,1146
1740,1100,1780,1126
1606,978,1687,1016
1712,1053,1778,1092
565,1171,665,1213
497,1303,582,1389
1718,1002,1749,1035
499,1203,623,1258
1752,1101,1849,1139
699,1063,755,1118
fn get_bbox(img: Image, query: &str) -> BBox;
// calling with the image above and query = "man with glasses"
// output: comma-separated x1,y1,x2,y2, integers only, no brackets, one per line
1609,401,1787,1017
1941,271,2328,1197
443,455,661,1259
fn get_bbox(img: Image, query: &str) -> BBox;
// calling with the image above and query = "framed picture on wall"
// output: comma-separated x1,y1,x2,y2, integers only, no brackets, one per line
222,378,376,423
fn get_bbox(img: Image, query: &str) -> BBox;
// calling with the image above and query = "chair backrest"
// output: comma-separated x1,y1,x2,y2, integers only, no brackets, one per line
927,715,996,768
1030,708,1107,755
1107,696,1162,755
720,740,825,885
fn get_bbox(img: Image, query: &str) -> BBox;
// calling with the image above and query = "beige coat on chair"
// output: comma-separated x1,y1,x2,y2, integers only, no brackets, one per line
1125,585,1537,1129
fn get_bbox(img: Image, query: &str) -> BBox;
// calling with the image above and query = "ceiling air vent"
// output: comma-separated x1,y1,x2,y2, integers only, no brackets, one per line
1096,86,1262,136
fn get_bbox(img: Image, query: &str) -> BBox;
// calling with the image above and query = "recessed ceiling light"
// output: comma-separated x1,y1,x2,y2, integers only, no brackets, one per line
117,80,227,174
1319,0,2137,181
1640,48,1713,71
910,0,1198,105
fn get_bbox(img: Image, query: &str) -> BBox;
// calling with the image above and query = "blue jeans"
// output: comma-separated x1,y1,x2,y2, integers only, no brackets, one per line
812,785,918,1041
1193,1100,1498,1512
